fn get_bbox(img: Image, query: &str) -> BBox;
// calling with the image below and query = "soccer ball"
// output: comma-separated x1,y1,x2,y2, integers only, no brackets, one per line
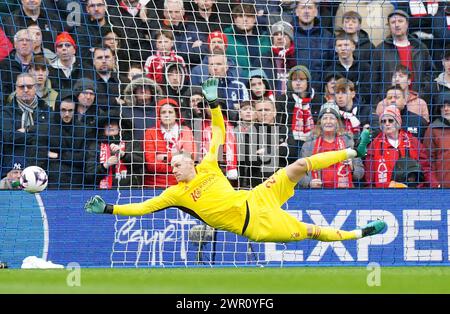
20,166,48,193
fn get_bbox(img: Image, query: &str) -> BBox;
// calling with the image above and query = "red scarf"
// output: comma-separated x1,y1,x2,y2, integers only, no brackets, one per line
291,95,314,141
99,142,127,189
312,136,353,188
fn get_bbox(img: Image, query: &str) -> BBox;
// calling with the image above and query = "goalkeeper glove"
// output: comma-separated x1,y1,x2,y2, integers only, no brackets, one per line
202,78,219,108
356,129,371,158
85,195,111,214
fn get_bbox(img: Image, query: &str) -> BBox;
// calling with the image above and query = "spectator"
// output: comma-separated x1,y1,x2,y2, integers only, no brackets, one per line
0,158,24,190
144,30,185,84
28,55,58,111
271,21,296,96
47,94,85,189
27,24,56,63
233,101,256,188
48,32,84,91
316,73,344,116
371,9,434,105
156,0,203,65
276,65,315,145
334,78,361,139
365,105,431,188
335,0,395,47
375,85,428,141
143,97,196,187
432,50,450,102
2,0,63,51
300,102,364,188
378,64,429,123
250,98,295,187
326,32,372,107
247,69,274,102
180,85,204,126
101,28,130,79
161,61,189,100
422,93,450,188
0,29,34,100
86,47,121,117
430,3,450,72
1,73,50,176
0,24,13,62
122,75,164,141
224,3,273,79
293,0,334,90
336,10,375,65
190,30,241,86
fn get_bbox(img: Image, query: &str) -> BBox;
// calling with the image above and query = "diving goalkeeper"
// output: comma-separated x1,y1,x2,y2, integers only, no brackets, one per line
85,78,386,243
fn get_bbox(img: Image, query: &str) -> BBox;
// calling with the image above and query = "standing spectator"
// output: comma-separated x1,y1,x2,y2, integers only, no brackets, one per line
224,3,272,79
430,3,450,72
27,24,56,63
270,21,296,96
87,47,121,117
47,94,85,189
144,30,185,84
2,0,63,51
84,118,143,189
0,158,24,190
247,69,274,102
293,0,334,90
1,73,50,176
122,75,164,141
48,32,84,92
0,29,34,100
337,11,375,66
190,30,241,86
143,97,196,187
161,61,189,101
28,55,58,111
299,102,364,189
371,10,434,105
422,93,450,188
334,78,362,139
365,105,431,188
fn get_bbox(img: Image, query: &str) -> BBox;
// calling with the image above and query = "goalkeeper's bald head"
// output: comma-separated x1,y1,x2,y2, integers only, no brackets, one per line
171,152,196,183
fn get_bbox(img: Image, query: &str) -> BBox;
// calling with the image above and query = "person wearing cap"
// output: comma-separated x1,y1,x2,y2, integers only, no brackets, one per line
86,78,387,245
190,31,241,86
143,97,196,187
299,102,364,189
293,0,334,91
224,3,272,79
48,31,84,91
0,160,24,190
365,105,431,188
371,9,434,105
271,20,296,96
422,93,450,188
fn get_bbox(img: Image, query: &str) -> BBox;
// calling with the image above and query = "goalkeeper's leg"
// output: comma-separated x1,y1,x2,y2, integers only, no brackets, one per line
305,220,387,242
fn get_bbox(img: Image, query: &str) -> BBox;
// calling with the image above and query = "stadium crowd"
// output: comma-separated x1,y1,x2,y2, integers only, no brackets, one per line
0,0,449,190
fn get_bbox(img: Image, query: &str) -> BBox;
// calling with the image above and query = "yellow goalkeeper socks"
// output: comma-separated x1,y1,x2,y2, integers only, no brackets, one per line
304,148,356,172
309,225,358,242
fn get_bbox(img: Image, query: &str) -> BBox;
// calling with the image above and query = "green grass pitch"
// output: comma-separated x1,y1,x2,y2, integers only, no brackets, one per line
1,267,450,294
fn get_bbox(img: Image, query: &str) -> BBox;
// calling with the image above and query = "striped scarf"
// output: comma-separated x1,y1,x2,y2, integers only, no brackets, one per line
17,96,38,129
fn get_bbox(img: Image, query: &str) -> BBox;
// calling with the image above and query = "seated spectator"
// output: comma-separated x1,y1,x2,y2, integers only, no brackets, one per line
365,105,431,188
48,32,84,91
379,65,429,123
101,27,130,79
334,78,361,139
316,73,344,118
224,3,272,79
143,97,196,187
47,94,85,189
27,24,56,63
0,29,34,100
28,55,58,111
1,73,51,176
161,61,189,101
374,85,428,141
0,24,13,62
84,118,143,189
0,158,24,190
144,30,185,84
233,101,256,189
270,21,296,96
422,93,450,188
190,31,241,86
276,65,315,145
299,102,364,188
247,69,274,102
336,10,375,65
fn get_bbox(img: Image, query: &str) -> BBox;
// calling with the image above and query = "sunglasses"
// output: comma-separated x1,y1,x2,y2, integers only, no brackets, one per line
381,118,395,124
16,84,35,90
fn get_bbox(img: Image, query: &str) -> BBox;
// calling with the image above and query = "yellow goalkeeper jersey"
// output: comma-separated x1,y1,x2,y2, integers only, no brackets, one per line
113,107,249,235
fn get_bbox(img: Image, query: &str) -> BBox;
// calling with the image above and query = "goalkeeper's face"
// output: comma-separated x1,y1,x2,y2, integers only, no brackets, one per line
171,155,196,183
